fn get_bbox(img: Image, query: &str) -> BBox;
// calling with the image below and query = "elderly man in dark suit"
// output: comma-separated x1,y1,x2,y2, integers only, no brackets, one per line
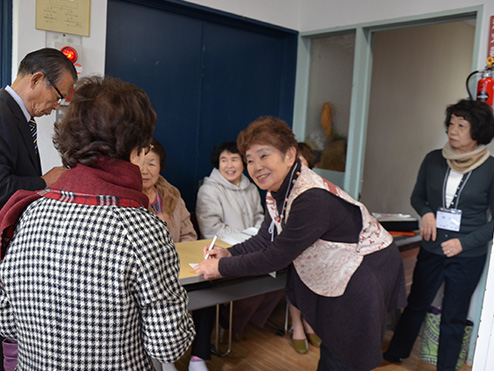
0,48,77,209
0,47,77,371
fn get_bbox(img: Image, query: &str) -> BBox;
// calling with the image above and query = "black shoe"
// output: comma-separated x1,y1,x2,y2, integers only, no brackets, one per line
381,352,401,365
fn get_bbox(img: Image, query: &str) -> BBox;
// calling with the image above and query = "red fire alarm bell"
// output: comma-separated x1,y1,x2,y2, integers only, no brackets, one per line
60,46,78,64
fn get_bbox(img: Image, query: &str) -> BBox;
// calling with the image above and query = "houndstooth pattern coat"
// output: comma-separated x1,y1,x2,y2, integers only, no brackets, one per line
0,194,195,370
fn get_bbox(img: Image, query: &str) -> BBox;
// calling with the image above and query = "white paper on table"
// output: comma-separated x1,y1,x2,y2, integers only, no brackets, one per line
221,227,260,245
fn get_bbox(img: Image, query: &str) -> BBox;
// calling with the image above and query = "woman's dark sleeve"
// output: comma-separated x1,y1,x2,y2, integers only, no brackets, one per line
226,212,273,256
411,154,434,217
218,189,343,277
459,170,494,251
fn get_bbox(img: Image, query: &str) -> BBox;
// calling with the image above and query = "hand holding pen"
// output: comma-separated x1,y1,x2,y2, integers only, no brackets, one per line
195,236,232,278
201,235,232,260
204,235,218,259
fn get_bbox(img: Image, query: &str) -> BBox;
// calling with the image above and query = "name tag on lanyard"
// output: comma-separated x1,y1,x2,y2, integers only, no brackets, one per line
436,207,462,231
436,169,471,232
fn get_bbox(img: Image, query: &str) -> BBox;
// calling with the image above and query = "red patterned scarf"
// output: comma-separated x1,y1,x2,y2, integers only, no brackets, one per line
0,158,147,259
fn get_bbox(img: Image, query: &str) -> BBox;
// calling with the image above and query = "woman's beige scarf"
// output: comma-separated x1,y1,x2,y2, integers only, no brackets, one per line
442,142,490,174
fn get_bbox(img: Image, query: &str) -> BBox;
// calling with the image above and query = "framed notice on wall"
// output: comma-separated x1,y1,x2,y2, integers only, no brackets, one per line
36,0,91,37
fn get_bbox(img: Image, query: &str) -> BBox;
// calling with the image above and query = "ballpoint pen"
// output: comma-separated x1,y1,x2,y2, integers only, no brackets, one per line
204,235,218,260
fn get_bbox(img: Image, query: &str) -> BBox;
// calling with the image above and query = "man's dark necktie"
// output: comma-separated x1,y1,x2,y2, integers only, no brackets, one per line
29,117,38,153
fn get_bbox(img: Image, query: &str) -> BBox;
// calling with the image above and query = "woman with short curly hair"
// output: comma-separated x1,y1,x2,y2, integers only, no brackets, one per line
0,76,195,370
195,116,406,370
54,75,156,168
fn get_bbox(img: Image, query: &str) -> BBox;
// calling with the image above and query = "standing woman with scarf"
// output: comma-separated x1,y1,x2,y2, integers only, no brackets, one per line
383,99,494,370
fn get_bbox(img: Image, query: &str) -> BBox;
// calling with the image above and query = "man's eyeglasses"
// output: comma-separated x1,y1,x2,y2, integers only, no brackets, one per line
47,78,66,105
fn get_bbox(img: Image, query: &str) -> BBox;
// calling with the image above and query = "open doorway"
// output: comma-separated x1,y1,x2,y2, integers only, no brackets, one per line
360,20,476,217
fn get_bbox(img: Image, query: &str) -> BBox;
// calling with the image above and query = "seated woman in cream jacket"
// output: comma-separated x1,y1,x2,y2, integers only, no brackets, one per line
196,141,264,239
192,142,282,371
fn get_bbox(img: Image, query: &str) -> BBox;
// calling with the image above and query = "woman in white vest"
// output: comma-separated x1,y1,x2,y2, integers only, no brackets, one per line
194,116,407,370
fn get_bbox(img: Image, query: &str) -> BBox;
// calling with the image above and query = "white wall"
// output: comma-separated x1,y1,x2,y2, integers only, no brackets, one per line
184,0,301,30
298,0,493,69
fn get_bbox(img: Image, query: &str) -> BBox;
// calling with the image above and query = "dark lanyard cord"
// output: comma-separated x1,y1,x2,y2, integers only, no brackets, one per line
442,167,471,209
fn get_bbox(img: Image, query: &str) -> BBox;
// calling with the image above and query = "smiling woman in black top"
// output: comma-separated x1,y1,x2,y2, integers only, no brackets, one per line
194,116,406,371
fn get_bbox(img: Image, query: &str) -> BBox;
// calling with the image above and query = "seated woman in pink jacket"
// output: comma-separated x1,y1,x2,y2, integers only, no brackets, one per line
133,138,197,371
136,137,197,243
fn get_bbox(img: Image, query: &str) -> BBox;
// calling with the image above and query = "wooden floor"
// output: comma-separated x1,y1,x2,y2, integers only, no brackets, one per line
172,247,472,370
172,298,472,371
175,299,320,371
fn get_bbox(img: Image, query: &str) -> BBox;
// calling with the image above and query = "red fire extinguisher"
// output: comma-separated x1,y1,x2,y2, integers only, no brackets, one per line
467,57,494,107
